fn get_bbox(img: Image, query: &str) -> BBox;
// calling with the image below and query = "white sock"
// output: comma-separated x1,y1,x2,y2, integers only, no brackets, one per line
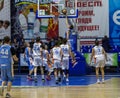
34,73,37,77
55,77,58,81
97,79,100,82
42,75,44,79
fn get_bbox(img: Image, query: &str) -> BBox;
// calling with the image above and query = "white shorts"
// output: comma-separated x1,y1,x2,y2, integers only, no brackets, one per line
53,60,61,69
34,57,42,66
95,54,105,63
62,57,69,70
95,60,105,68
43,60,47,67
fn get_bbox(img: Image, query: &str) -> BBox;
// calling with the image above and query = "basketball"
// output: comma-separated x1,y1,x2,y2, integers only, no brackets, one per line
62,9,67,15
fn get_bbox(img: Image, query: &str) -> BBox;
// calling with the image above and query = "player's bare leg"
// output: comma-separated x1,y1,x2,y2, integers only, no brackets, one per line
0,81,6,96
96,67,100,83
58,68,62,82
54,68,58,84
46,71,52,81
66,69,69,82
40,66,45,81
101,66,105,83
34,66,38,82
6,82,12,98
27,68,34,80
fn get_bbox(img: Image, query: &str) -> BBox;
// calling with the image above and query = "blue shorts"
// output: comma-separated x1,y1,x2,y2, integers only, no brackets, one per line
1,67,13,82
26,60,34,70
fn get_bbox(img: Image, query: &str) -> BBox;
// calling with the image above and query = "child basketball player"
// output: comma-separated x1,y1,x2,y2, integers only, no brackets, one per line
90,40,107,84
24,42,34,80
42,44,49,79
60,38,70,82
0,36,18,98
51,41,63,84
60,38,75,82
33,37,44,82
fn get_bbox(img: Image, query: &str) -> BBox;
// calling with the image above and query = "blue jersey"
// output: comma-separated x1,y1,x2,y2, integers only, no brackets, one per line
0,44,12,68
25,47,31,58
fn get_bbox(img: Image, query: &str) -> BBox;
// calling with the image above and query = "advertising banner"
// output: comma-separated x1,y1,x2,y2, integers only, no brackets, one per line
11,0,59,40
76,0,109,45
0,0,11,39
109,0,120,45
84,53,118,66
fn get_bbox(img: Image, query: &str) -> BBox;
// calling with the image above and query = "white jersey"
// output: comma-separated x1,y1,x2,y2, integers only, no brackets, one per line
42,49,48,61
93,45,105,60
60,44,70,57
33,42,42,56
52,47,62,60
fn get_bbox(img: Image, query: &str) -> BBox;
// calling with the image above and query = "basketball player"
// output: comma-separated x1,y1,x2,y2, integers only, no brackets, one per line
42,44,49,79
51,41,63,84
24,42,34,80
90,40,107,84
60,38,72,82
33,37,44,82
0,36,18,98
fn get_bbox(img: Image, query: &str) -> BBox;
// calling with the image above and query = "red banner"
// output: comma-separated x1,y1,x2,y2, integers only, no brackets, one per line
47,18,59,39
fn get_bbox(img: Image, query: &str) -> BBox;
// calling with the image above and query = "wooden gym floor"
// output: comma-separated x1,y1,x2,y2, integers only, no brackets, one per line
1,77,120,98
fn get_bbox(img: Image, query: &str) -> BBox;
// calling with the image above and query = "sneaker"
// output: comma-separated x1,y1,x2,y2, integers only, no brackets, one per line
27,75,33,81
97,79,100,84
55,80,58,84
6,93,11,98
46,75,51,81
63,74,66,78
102,79,105,84
34,77,37,83
0,87,4,96
42,78,45,82
66,78,69,82
58,77,61,82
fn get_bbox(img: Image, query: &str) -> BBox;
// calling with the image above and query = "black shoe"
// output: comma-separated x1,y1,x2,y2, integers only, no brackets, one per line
42,78,45,82
27,75,33,81
56,80,58,84
6,93,11,98
58,77,61,82
34,77,37,83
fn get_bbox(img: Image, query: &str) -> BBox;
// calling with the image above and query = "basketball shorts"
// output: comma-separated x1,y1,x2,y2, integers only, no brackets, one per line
53,59,61,69
62,57,69,70
95,60,105,68
34,57,42,66
1,66,13,82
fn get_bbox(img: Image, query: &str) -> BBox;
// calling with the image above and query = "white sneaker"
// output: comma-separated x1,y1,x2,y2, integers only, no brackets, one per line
102,79,105,84
66,78,69,82
97,79,100,84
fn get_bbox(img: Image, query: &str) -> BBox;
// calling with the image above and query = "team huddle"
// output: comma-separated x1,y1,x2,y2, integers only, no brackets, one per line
24,37,75,84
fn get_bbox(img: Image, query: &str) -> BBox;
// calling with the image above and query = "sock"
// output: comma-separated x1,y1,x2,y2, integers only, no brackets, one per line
55,77,58,81
34,73,37,77
42,75,44,79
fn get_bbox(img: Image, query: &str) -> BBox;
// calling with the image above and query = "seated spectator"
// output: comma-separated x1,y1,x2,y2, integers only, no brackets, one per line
102,35,111,52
